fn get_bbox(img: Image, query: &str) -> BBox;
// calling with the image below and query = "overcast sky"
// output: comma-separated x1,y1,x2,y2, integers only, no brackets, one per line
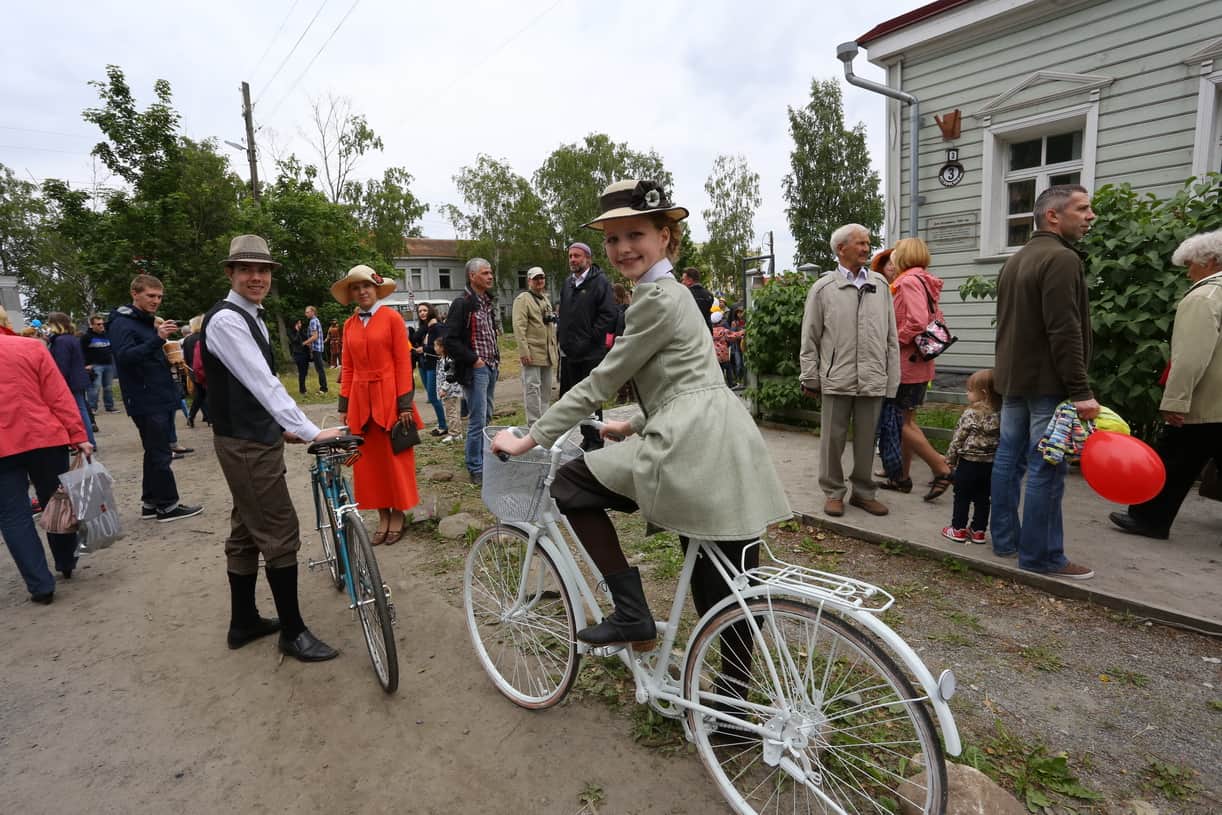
3,0,917,279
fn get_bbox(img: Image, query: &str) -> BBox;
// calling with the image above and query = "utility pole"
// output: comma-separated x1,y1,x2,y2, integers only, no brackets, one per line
240,82,261,203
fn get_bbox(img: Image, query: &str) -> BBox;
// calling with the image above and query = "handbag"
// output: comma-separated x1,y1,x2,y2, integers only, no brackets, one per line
39,486,79,534
909,277,958,362
391,393,421,455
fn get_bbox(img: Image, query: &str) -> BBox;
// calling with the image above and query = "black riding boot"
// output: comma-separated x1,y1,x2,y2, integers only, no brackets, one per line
226,571,281,649
578,567,657,650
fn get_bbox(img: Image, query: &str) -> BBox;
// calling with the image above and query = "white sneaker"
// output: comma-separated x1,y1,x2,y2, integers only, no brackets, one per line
442,435,454,443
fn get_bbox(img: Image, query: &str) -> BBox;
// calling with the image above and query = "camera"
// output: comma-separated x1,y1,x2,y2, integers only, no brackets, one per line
542,313,557,325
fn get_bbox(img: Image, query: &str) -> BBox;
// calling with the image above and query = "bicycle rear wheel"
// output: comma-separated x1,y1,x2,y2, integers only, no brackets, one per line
463,526,579,709
312,473,345,591
684,599,946,815
343,512,399,693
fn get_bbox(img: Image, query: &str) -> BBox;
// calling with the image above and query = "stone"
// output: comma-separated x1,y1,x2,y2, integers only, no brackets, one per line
407,494,439,523
421,466,453,482
1125,801,1160,815
437,513,481,539
898,761,1025,815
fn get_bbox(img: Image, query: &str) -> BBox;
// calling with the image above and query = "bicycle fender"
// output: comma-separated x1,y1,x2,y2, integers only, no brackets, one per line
689,586,962,757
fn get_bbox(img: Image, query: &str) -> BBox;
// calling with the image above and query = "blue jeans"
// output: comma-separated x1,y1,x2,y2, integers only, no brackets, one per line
86,363,116,411
131,412,180,510
421,368,446,430
0,446,77,596
463,364,498,476
990,396,1068,572
74,391,96,449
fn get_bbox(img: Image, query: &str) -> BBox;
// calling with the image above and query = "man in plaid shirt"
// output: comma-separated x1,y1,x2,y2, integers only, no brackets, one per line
444,258,501,483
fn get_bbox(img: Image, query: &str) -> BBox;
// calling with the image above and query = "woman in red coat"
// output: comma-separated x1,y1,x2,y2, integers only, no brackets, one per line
331,265,423,544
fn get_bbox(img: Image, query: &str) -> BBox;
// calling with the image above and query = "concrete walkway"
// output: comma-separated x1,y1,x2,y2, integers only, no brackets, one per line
759,424,1222,634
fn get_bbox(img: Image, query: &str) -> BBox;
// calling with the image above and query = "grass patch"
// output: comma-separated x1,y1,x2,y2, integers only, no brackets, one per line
928,631,973,647
956,722,1103,812
626,531,684,581
569,660,632,709
1099,667,1149,687
915,404,963,430
879,540,910,557
576,782,606,814
1019,645,1065,672
630,706,686,751
1140,759,1201,801
944,610,985,633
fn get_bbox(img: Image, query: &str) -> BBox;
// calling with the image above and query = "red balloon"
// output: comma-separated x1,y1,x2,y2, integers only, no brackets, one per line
1080,431,1166,505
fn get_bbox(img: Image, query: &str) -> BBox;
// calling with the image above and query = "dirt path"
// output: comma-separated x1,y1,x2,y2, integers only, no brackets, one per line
0,404,723,815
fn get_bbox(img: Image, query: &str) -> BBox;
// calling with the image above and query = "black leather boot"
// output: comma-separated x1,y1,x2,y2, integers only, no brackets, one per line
578,567,657,650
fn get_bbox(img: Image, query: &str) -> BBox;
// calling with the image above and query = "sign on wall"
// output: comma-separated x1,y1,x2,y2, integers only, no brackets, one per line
924,213,978,253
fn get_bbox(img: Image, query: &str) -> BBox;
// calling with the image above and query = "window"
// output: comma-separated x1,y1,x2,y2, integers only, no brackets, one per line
980,102,1098,256
438,268,451,289
1002,131,1083,246
517,270,528,290
410,268,423,290
1190,67,1222,176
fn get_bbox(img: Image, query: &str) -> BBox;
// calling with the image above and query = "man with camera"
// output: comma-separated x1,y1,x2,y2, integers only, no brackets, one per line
512,266,559,425
108,274,204,523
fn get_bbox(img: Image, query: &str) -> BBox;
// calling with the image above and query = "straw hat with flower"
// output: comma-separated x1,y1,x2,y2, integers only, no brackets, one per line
330,264,397,305
582,179,688,230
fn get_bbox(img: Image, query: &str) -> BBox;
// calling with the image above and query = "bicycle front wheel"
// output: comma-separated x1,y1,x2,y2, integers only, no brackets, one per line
312,473,345,591
343,512,399,694
684,599,946,815
463,526,579,709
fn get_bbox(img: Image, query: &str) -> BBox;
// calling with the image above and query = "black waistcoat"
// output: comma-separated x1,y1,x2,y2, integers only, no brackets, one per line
200,301,282,445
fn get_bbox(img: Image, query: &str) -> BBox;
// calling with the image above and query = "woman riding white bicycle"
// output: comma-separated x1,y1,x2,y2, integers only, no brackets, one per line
492,179,791,656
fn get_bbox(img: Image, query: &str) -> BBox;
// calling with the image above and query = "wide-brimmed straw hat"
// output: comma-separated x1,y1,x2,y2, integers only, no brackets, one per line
221,234,281,267
330,264,397,305
582,179,688,231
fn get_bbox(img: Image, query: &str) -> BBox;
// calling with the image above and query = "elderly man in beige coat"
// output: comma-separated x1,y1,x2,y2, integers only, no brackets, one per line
512,267,559,424
1110,228,1222,539
800,223,900,518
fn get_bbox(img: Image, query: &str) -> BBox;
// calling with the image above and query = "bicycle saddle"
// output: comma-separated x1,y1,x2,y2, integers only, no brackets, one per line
307,434,365,455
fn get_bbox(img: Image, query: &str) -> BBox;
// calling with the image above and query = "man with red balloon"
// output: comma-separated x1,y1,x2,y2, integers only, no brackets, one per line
991,185,1100,579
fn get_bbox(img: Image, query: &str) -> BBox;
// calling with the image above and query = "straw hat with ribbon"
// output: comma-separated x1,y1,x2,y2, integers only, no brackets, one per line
330,264,397,305
582,179,688,230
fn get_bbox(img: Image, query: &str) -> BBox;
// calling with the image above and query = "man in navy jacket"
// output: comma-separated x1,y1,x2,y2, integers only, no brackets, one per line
108,274,203,522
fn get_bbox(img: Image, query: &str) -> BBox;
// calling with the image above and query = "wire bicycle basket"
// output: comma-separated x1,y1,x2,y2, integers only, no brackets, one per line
481,426,582,524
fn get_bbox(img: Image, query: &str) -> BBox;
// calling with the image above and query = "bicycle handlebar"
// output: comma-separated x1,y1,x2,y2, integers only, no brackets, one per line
492,418,621,462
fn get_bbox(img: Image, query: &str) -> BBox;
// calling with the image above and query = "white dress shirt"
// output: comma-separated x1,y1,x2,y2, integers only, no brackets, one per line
206,290,321,441
357,300,382,326
571,266,590,287
639,257,675,285
838,264,869,289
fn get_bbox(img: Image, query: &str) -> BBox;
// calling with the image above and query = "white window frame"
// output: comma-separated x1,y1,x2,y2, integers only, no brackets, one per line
979,101,1099,258
1190,67,1222,176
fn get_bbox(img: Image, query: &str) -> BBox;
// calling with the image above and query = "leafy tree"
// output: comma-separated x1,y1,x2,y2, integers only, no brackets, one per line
306,94,385,204
0,164,46,283
20,178,109,318
533,133,673,269
743,273,812,412
782,78,883,269
445,155,560,289
351,166,428,265
702,154,761,298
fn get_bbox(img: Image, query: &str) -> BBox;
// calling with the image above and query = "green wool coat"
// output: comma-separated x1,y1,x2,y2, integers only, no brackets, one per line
531,275,792,540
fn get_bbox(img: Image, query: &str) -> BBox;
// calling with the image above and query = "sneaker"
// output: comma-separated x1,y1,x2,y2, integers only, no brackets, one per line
469,471,483,486
941,526,969,543
970,530,987,544
442,435,455,444
430,427,448,437
104,408,121,413
141,506,158,521
1047,561,1094,580
171,452,185,460
993,549,1017,558
157,504,204,523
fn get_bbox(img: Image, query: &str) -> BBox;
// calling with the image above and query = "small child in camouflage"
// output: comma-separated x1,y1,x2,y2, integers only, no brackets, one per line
942,369,1002,544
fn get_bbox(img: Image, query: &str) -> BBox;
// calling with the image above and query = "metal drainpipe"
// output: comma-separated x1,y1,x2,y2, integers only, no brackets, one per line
837,41,920,237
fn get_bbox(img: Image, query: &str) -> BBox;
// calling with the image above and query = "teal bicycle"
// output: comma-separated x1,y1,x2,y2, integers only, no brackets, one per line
306,432,399,693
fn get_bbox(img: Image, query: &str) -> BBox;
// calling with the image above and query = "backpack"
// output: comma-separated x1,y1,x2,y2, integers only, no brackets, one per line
192,338,207,387
909,277,957,362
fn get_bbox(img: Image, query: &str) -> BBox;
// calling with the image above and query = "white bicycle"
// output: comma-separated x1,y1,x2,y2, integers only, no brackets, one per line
463,422,961,815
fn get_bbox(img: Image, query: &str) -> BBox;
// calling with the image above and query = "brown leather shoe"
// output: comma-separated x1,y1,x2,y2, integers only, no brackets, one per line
849,495,889,516
824,498,845,517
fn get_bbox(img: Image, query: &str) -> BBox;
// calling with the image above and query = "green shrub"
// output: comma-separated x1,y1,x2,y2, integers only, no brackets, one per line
960,173,1222,440
744,273,812,410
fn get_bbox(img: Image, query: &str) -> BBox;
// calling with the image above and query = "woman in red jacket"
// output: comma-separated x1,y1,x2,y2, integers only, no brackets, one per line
332,266,423,545
0,333,93,604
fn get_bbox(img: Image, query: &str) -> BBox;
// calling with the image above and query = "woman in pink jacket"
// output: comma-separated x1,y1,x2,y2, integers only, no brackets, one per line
0,333,93,604
885,237,954,501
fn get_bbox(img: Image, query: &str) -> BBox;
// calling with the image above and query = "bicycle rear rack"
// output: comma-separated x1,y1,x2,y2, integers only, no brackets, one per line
741,540,895,613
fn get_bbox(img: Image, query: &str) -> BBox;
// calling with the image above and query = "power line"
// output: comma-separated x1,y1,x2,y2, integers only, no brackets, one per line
250,0,304,81
262,0,362,121
0,144,93,155
254,0,330,106
0,124,88,138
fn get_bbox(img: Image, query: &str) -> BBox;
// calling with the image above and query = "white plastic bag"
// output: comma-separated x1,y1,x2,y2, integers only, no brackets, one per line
59,455,123,553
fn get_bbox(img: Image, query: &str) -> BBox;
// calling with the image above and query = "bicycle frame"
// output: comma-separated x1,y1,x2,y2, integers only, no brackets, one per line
493,422,961,758
310,453,363,610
